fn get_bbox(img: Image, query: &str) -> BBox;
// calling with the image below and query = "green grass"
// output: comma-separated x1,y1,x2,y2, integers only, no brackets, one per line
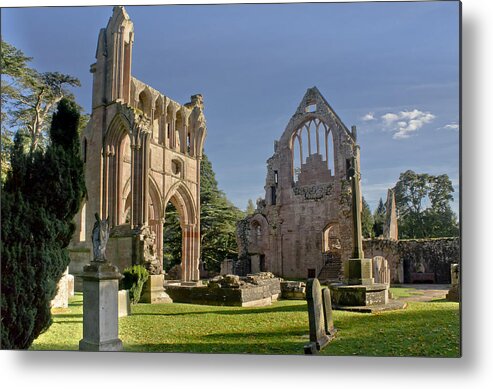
389,286,425,298
31,292,460,357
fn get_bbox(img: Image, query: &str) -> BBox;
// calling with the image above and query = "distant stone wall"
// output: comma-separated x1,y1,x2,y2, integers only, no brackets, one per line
363,237,460,284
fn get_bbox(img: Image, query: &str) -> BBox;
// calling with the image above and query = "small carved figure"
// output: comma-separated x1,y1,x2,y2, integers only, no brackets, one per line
92,213,110,262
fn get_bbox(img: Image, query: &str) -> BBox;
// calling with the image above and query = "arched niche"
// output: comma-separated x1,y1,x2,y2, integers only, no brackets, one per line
137,88,152,117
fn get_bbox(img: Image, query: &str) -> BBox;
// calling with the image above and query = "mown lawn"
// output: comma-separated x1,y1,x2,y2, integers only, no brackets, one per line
31,291,460,357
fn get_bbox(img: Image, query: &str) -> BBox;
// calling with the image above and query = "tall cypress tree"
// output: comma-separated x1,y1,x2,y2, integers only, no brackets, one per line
1,98,85,349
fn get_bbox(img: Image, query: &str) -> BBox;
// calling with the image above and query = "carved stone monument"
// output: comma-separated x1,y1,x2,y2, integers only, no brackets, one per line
134,225,172,304
446,263,460,302
304,278,336,354
329,153,406,312
79,214,123,351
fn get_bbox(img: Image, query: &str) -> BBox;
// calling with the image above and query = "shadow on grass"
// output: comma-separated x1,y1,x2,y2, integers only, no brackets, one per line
54,313,83,319
131,302,307,317
121,340,306,355
30,344,79,351
427,298,458,303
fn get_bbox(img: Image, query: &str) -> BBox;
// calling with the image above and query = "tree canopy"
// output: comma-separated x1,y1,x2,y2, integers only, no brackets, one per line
394,170,458,239
1,40,82,181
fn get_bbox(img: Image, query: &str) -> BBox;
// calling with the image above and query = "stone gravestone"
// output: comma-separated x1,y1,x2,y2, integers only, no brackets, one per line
446,264,460,302
79,214,123,351
304,278,336,354
322,288,336,336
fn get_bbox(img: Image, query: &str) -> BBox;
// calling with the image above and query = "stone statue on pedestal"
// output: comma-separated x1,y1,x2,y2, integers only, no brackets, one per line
91,213,110,262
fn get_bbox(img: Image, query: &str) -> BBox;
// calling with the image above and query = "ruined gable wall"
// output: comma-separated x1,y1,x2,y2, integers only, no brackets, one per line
236,88,358,279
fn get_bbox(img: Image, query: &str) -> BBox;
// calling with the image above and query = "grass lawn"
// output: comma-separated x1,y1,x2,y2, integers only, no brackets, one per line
32,291,460,357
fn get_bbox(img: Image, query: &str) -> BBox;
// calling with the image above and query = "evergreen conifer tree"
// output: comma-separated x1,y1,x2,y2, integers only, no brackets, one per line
1,98,85,349
162,154,244,273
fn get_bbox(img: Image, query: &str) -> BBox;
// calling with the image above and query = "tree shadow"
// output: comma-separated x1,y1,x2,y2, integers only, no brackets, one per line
130,302,307,317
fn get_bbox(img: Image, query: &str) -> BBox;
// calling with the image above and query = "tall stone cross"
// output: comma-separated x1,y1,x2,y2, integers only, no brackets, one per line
347,146,364,259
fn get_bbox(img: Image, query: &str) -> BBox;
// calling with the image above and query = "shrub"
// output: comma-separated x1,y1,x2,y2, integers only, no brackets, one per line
121,265,149,304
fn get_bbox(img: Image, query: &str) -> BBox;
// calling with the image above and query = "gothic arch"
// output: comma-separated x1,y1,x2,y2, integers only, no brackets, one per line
104,113,133,226
164,182,200,281
164,182,197,225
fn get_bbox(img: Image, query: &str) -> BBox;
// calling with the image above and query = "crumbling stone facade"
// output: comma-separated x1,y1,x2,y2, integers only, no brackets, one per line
237,87,361,279
69,7,206,282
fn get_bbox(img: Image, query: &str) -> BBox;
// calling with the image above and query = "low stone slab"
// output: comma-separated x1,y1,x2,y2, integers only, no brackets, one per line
280,281,306,300
165,277,281,307
333,300,407,313
118,290,131,317
140,274,173,304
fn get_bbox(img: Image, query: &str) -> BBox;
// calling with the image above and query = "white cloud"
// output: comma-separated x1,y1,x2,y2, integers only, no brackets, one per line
439,123,460,131
381,109,435,140
361,112,375,121
381,113,399,125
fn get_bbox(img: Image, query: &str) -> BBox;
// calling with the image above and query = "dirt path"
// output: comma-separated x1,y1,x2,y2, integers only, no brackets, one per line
393,284,450,302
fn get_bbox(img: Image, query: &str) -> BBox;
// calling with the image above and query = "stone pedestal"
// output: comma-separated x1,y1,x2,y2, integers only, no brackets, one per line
140,274,173,304
79,261,123,351
330,257,406,313
346,258,374,285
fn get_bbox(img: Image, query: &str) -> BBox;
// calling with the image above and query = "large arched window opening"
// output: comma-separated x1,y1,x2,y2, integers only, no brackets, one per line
291,118,336,182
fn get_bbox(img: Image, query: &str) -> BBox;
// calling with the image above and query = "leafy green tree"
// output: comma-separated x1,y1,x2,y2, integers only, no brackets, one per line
361,197,374,238
1,40,81,163
246,199,256,215
162,154,244,273
394,170,458,239
372,198,386,237
1,98,85,349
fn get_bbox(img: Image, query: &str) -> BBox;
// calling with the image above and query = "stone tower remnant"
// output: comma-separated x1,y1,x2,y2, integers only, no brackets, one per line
383,188,398,240
69,6,207,283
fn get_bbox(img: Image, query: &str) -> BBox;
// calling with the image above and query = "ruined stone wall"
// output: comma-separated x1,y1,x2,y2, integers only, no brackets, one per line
363,237,460,284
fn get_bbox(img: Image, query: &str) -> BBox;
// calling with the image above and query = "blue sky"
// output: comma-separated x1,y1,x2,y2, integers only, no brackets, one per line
1,1,460,215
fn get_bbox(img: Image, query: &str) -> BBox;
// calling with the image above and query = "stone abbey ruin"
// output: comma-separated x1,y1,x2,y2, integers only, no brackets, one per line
68,7,458,292
237,86,365,280
69,7,206,284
